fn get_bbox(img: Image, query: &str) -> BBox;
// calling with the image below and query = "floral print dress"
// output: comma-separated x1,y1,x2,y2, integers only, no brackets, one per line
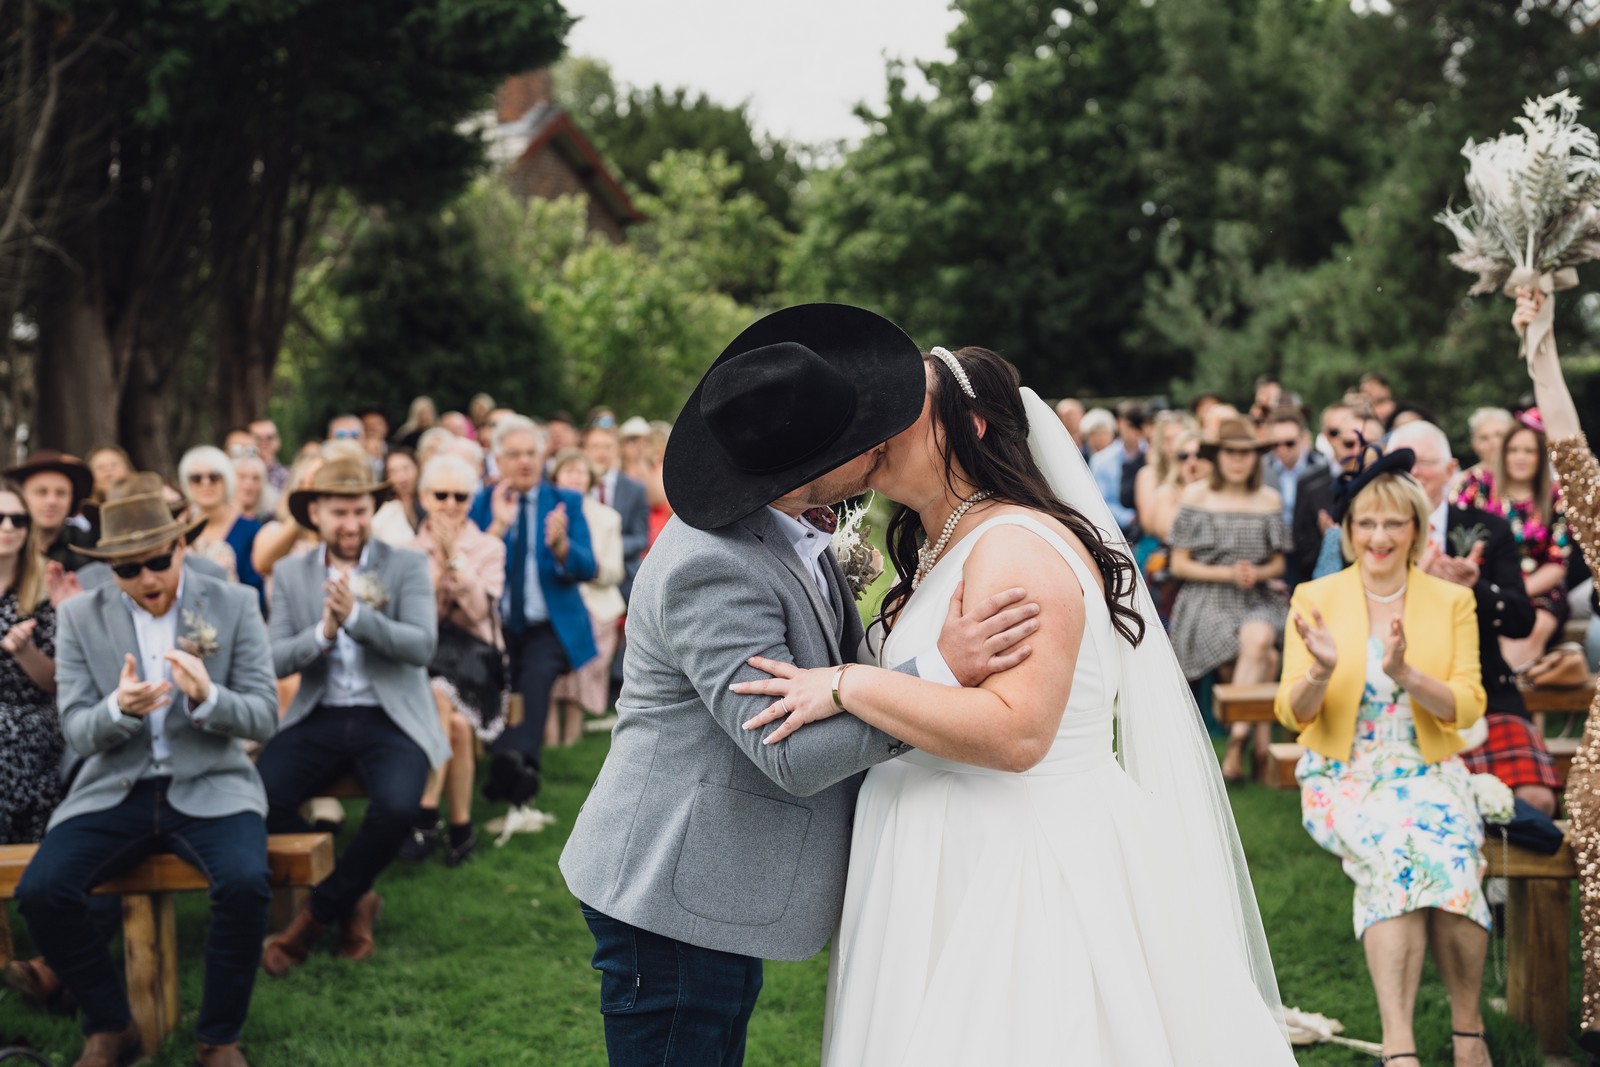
0,594,62,843
1297,638,1490,937
1452,468,1571,618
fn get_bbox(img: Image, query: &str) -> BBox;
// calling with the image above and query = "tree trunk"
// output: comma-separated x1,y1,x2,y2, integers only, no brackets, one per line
35,283,118,457
119,345,176,475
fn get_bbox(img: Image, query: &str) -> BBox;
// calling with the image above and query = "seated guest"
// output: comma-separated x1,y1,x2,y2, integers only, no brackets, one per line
371,447,422,545
1262,408,1331,590
231,453,274,523
0,479,60,843
180,446,266,611
401,455,505,866
471,416,596,822
1453,418,1571,671
16,474,278,1067
546,449,625,748
1460,406,1514,487
1276,451,1491,1067
5,450,94,572
257,459,448,974
1168,416,1285,781
1387,421,1553,815
84,447,133,517
1137,428,1210,624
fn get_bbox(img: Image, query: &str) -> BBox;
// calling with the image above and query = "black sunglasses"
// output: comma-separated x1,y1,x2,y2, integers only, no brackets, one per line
429,491,471,504
1174,451,1200,462
0,512,30,530
188,471,223,485
111,550,178,580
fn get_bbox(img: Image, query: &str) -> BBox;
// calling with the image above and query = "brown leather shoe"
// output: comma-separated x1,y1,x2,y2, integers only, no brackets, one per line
195,1040,250,1066
2,955,76,1013
260,899,327,976
71,1024,140,1067
335,890,383,962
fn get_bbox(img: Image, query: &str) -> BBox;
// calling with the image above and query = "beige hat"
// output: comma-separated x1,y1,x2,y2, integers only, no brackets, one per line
287,458,392,528
72,473,204,561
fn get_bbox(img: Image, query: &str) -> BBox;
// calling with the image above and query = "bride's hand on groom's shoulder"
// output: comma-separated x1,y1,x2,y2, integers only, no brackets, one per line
734,656,843,744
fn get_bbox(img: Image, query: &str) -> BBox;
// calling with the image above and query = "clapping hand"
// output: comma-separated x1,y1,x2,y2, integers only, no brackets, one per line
734,656,844,743
322,571,355,639
46,561,82,607
545,501,569,561
162,648,212,704
490,483,519,535
1380,615,1409,684
1291,607,1337,677
115,653,172,717
1419,538,1482,588
0,617,36,657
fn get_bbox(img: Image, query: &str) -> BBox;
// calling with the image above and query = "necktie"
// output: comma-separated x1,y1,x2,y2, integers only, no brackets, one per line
598,480,608,506
802,506,837,535
507,491,530,634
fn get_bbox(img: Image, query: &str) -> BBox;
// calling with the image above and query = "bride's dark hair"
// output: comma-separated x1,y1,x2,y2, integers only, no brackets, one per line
879,347,1145,647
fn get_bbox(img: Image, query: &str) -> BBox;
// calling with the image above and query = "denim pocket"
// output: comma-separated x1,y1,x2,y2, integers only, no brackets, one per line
581,905,639,1014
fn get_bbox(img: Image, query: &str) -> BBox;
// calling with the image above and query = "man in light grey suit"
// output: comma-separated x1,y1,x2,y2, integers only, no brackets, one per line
15,473,278,1067
255,458,447,976
561,305,1036,1066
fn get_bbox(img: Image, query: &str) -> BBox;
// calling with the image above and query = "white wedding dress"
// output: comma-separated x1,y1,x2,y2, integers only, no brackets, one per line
822,514,1295,1066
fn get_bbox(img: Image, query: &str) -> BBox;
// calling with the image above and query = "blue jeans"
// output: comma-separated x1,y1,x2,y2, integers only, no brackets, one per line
16,779,270,1044
253,705,429,924
581,904,763,1067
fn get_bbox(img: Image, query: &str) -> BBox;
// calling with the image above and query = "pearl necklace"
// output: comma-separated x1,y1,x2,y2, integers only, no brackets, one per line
913,491,992,588
1363,581,1407,604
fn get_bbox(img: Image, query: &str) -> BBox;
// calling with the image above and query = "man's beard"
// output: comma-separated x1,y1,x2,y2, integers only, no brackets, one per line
327,532,367,565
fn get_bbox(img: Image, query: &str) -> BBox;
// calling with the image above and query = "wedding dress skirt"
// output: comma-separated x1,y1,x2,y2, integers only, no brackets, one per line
823,516,1294,1066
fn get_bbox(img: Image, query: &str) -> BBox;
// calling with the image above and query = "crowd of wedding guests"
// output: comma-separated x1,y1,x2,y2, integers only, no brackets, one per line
0,398,672,1066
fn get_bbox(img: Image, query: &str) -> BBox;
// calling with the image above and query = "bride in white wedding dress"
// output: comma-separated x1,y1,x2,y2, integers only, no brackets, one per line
736,347,1296,1066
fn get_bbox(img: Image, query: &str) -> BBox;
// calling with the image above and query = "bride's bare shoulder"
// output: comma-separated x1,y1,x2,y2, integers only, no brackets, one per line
968,505,1106,596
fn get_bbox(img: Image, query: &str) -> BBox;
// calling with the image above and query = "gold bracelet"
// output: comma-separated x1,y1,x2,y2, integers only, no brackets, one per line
832,663,855,710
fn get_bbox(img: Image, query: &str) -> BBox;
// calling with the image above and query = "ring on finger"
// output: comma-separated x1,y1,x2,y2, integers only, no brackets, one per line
780,696,792,714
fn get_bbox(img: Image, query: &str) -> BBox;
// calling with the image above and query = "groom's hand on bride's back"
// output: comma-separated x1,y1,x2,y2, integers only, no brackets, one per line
938,580,1039,687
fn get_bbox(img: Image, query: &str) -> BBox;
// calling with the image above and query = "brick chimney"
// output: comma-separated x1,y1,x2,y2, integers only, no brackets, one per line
496,70,554,123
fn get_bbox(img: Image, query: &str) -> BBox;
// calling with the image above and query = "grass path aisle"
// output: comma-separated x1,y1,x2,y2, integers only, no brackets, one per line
0,733,1565,1064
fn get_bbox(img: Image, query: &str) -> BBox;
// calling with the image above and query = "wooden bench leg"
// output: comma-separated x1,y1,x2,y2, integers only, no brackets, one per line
0,903,12,968
1505,877,1571,1054
123,892,178,1055
270,886,311,932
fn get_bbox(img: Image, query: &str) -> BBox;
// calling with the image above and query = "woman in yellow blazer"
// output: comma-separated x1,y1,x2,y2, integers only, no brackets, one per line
1275,452,1490,1067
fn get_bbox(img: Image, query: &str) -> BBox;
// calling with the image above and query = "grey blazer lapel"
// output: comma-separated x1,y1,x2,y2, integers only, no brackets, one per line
103,591,141,679
740,510,842,662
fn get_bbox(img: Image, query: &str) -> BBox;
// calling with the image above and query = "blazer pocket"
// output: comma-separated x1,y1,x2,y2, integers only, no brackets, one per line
672,782,811,927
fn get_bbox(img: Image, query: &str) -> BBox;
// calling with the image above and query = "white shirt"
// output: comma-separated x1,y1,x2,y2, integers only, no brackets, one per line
312,544,381,707
1428,499,1449,556
105,575,218,777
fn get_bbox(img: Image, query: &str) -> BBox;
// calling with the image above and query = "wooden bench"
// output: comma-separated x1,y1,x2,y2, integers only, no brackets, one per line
1213,682,1278,724
1482,828,1577,1054
0,833,334,1056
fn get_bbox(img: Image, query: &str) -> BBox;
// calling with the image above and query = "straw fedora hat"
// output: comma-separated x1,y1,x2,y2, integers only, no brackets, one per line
287,457,392,528
71,473,204,561
1198,416,1273,461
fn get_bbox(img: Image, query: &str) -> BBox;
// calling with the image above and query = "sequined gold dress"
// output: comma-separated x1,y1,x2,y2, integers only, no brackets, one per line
1548,433,1600,1029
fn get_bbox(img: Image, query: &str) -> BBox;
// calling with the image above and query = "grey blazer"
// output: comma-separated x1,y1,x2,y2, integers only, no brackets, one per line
267,539,449,766
560,510,912,961
51,571,279,830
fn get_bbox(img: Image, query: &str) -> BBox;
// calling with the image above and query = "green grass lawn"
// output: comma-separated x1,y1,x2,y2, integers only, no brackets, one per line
0,732,1573,1065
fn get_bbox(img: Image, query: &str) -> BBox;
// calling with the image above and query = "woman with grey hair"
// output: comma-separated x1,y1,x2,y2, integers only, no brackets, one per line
179,444,265,609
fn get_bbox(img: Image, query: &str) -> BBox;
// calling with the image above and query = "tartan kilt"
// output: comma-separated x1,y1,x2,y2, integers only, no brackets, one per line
1459,711,1562,790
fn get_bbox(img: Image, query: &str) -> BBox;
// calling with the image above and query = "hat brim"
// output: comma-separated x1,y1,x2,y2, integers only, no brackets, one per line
287,481,394,529
664,304,928,530
71,516,206,561
1198,440,1272,460
6,460,93,510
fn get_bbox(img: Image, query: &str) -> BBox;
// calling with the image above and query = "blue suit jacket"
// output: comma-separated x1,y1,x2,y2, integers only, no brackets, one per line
473,481,598,668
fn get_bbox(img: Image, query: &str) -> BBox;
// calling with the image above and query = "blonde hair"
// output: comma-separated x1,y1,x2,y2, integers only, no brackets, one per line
549,447,599,491
1340,472,1432,566
1149,410,1199,487
0,482,46,615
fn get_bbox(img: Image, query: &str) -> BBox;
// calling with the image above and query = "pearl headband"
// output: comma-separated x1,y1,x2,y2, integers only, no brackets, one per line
930,346,977,400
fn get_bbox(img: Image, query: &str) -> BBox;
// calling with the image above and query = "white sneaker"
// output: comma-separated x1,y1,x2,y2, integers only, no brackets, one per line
490,806,558,846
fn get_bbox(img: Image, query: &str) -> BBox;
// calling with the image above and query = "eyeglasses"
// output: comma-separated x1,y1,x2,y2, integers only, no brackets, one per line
429,491,471,504
0,512,30,530
1351,518,1415,535
1272,440,1299,450
1174,452,1200,462
331,429,362,440
111,549,178,580
188,471,223,485
228,444,259,459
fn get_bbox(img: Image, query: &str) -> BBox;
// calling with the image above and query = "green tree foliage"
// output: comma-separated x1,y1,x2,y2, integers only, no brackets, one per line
788,0,1600,435
6,0,569,468
554,56,804,234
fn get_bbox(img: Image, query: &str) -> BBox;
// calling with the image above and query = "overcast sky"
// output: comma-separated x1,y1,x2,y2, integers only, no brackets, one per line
562,0,963,146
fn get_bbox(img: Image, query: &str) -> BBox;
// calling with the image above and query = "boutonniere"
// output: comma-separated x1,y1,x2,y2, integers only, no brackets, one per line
831,495,884,600
178,609,219,659
1448,523,1489,557
351,572,390,612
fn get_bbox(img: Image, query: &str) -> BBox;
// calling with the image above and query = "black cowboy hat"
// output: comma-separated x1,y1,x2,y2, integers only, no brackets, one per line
1330,443,1417,524
664,304,927,531
4,450,93,509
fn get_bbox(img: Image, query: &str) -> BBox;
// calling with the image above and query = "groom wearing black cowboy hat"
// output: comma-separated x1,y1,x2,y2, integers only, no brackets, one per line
15,473,279,1067
559,304,1039,1065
